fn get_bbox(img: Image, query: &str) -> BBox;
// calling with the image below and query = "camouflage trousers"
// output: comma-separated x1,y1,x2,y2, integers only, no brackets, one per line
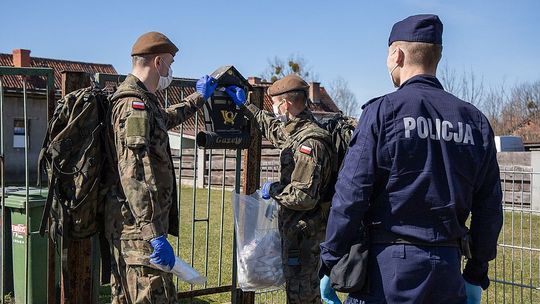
281,226,325,304
108,237,178,304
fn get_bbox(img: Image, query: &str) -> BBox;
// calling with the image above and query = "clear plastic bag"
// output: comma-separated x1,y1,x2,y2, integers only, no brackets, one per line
233,191,285,291
150,256,207,285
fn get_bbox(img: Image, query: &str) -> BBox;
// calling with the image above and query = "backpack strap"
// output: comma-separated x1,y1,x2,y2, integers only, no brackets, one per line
39,177,55,236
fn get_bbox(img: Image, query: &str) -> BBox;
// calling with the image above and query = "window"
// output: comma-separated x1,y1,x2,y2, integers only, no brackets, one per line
13,119,27,149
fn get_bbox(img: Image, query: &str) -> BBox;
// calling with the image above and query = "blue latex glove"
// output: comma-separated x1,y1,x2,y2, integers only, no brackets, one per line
149,235,175,269
320,275,342,304
261,182,273,200
465,281,482,304
196,75,218,99
225,86,246,106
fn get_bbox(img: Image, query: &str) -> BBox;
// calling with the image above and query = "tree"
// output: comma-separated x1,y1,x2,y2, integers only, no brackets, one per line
460,68,485,107
328,77,360,117
261,54,318,83
439,62,485,107
440,62,540,140
439,62,460,95
500,81,540,137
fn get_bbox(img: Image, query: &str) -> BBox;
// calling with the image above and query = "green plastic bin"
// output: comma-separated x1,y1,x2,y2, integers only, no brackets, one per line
3,189,51,304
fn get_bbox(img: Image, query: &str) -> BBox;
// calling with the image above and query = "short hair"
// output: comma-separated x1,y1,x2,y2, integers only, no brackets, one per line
395,41,443,68
132,54,157,67
274,90,307,104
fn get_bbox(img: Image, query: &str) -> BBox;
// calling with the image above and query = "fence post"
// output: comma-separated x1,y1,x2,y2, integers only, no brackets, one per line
236,86,264,304
46,70,57,304
196,149,206,188
530,151,540,211
59,71,98,304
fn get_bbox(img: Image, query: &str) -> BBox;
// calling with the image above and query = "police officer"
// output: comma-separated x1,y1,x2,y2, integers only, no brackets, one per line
226,75,335,304
319,15,503,304
105,31,218,303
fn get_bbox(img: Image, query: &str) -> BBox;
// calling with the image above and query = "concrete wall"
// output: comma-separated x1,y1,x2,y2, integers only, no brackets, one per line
497,151,531,168
2,93,48,185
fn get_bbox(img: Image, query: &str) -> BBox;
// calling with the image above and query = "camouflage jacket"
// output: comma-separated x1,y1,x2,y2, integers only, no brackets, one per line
245,105,334,238
109,74,205,240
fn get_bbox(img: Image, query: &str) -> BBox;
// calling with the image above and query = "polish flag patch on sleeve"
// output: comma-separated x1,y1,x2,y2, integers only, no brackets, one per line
132,101,145,110
299,145,312,155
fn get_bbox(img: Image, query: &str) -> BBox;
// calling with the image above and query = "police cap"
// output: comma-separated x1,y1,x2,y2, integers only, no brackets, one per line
388,14,443,46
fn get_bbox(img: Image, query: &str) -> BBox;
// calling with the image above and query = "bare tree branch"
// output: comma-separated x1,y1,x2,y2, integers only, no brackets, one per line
328,76,360,117
439,61,461,95
460,68,485,107
260,54,318,83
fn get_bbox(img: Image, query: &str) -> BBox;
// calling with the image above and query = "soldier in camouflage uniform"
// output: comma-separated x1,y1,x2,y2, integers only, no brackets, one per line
227,74,335,304
105,32,218,304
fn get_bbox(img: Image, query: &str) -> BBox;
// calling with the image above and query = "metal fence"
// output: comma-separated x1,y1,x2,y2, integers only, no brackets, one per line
0,67,56,304
484,167,540,304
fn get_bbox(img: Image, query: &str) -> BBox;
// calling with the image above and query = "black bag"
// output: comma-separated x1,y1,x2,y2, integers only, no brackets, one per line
329,226,369,293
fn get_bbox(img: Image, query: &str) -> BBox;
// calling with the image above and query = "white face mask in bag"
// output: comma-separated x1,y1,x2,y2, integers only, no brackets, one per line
156,60,173,91
150,256,207,284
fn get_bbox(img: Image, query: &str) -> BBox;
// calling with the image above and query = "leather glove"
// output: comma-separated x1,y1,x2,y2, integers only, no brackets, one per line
320,275,342,304
261,181,273,200
225,85,247,106
196,75,218,99
149,235,175,269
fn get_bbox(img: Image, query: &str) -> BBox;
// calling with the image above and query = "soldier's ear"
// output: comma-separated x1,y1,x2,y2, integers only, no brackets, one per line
153,55,162,70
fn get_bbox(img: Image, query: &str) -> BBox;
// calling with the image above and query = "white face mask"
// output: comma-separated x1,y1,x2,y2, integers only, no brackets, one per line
273,100,288,122
156,59,173,91
388,48,400,88
389,64,399,88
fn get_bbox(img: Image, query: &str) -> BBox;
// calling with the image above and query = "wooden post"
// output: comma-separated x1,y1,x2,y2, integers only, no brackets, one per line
59,71,96,304
236,86,264,304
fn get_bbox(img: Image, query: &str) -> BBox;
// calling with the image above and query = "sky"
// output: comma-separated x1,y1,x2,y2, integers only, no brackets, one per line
1,0,539,116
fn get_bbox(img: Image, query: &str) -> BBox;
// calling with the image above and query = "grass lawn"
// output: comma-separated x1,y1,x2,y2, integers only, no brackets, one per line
99,187,540,304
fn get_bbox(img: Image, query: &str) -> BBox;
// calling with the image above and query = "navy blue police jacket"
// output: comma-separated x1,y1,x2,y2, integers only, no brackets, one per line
320,75,503,289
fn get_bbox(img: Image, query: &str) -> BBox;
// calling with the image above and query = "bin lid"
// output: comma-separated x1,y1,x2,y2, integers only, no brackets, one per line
1,188,48,209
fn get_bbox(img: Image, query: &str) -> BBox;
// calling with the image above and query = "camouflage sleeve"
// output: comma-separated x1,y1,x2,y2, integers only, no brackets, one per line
112,98,163,240
243,104,288,149
271,138,328,210
164,92,206,129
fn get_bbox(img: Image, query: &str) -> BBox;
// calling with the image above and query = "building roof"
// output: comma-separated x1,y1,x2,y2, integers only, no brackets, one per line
508,111,540,143
0,53,117,92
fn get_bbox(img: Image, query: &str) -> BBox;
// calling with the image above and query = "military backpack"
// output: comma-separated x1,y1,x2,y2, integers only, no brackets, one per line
37,83,146,293
316,113,358,171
